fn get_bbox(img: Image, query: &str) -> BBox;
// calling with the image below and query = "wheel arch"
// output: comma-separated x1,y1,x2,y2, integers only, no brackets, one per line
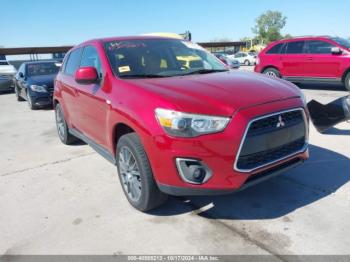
53,98,59,108
113,122,136,146
261,65,281,74
341,68,350,83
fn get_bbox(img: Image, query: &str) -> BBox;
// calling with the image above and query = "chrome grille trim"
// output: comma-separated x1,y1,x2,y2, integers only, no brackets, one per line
233,107,308,173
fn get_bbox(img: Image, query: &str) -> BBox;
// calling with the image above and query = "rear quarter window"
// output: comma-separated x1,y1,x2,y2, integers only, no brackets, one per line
266,43,284,54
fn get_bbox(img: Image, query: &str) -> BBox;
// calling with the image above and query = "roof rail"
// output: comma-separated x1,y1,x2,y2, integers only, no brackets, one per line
282,35,333,40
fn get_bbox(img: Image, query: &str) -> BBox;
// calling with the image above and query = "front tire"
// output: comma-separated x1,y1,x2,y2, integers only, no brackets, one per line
345,73,350,92
15,85,25,101
263,67,281,78
55,103,79,145
116,133,167,212
26,91,37,110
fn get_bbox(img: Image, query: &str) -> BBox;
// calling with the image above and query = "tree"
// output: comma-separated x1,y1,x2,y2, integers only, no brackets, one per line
252,10,287,44
284,33,293,39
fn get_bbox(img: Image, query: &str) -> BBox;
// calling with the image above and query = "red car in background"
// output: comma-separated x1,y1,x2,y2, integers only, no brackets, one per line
255,36,350,91
54,36,309,211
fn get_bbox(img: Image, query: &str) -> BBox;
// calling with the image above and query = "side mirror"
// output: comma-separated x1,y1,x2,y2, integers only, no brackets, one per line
75,67,99,85
19,72,24,78
331,47,343,55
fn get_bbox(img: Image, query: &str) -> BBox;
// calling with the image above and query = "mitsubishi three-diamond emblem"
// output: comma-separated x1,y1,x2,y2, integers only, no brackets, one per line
276,115,285,128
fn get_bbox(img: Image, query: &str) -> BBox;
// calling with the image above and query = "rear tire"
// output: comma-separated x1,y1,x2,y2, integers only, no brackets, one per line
116,133,167,212
263,67,281,78
55,103,79,145
345,73,350,92
244,60,250,66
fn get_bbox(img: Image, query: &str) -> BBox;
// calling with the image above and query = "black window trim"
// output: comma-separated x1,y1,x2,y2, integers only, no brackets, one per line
60,52,70,73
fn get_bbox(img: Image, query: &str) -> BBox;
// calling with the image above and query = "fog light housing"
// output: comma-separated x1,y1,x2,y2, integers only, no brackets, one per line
175,158,212,184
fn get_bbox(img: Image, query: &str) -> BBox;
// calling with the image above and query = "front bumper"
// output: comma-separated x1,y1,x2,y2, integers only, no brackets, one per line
254,64,263,73
158,158,304,196
144,98,309,196
31,92,53,107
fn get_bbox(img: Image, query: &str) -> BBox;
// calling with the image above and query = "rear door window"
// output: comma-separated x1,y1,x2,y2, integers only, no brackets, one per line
285,41,305,54
64,48,83,76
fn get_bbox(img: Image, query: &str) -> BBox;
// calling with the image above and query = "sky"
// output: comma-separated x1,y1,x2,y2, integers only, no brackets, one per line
0,0,349,48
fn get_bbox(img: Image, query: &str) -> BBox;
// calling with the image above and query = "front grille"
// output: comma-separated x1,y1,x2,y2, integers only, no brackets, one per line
235,108,307,171
237,138,305,170
249,110,303,135
45,86,54,95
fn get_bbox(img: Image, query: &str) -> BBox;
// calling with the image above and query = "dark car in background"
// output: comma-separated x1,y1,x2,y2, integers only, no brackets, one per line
14,61,60,109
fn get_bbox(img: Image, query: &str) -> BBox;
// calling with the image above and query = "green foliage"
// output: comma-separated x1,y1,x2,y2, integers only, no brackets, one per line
284,33,293,39
252,10,287,44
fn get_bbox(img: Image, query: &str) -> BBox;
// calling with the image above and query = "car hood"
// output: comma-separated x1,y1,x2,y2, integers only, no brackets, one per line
127,71,302,116
27,74,56,87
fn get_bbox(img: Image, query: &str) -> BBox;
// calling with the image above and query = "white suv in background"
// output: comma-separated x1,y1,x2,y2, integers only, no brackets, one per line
228,52,257,66
0,60,17,92
0,60,17,76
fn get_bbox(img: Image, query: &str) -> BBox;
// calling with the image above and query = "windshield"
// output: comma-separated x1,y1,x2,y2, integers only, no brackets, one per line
330,37,350,49
27,63,60,76
104,39,227,78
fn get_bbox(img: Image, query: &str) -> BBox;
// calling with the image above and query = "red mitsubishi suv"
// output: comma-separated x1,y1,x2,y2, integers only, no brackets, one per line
255,36,350,91
54,36,309,211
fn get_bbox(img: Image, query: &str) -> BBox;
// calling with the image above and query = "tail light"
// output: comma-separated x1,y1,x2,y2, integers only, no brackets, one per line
256,57,260,65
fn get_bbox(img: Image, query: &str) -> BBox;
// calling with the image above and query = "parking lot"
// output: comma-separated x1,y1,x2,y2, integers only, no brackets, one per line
0,70,349,256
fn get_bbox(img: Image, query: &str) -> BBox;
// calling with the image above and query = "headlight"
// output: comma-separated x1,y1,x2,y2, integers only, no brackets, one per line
30,85,47,93
155,108,230,137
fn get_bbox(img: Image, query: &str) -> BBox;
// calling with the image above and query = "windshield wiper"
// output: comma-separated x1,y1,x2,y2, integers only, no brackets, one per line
180,69,229,76
119,74,169,79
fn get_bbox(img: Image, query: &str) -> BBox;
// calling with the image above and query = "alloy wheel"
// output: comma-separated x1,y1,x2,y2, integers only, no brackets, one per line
118,146,142,202
27,92,33,108
56,107,65,140
15,87,19,99
265,71,277,78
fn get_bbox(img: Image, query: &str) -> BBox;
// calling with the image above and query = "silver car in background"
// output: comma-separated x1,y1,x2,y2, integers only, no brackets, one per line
228,51,257,66
213,53,240,69
0,60,17,92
